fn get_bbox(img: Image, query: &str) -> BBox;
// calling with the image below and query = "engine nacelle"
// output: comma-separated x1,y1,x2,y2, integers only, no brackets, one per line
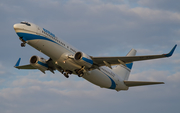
30,55,48,73
74,52,93,68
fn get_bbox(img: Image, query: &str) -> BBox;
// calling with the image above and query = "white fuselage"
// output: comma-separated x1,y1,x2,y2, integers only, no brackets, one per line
14,22,129,91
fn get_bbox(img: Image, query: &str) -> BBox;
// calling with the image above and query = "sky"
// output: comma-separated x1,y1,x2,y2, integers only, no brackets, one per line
0,0,180,113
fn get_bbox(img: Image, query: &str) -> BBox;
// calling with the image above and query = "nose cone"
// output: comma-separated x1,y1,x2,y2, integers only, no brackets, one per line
13,24,20,30
13,23,24,34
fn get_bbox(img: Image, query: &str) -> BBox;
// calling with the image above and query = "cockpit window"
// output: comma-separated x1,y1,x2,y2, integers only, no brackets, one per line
20,21,31,26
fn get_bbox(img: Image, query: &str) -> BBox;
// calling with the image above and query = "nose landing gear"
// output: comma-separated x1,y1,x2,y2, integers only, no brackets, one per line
21,42,26,47
19,37,27,47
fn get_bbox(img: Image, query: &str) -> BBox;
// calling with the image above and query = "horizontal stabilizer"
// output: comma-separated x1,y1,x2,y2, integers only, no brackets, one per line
124,81,164,87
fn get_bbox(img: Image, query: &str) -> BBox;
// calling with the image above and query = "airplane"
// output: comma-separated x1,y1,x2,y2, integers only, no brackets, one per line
13,21,177,91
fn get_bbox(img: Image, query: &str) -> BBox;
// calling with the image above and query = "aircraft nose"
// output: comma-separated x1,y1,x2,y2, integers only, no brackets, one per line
13,23,24,33
13,24,20,30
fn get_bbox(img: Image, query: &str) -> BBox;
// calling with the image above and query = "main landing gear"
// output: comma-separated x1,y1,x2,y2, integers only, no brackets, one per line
62,70,72,78
58,66,86,78
56,66,71,78
61,68,85,78
64,72,69,78
78,71,84,77
62,69,84,78
63,69,84,78
75,66,85,77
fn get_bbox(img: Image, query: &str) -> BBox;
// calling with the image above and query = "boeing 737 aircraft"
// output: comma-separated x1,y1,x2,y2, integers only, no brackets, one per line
13,21,177,91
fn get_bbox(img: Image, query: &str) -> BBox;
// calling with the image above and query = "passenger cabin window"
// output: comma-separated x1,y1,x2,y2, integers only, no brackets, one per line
20,22,31,26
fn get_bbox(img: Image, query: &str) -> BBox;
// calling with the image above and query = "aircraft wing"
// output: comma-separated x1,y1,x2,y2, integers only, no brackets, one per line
91,45,177,67
14,58,56,74
124,81,164,87
14,58,36,69
15,64,36,69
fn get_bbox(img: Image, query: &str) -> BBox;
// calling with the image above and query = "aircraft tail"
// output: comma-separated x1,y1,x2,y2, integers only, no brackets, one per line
112,49,137,80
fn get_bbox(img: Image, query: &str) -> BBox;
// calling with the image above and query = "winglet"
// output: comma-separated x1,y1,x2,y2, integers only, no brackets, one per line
164,44,177,57
14,58,21,67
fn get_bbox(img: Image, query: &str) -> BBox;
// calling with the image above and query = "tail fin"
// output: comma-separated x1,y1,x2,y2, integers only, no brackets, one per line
112,49,137,80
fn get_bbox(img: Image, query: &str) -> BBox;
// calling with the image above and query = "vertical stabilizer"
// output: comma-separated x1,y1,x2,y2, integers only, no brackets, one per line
113,49,137,80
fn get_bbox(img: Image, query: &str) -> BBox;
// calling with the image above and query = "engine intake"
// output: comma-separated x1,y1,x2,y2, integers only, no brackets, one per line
30,56,38,64
74,52,82,60
30,55,48,73
74,52,93,68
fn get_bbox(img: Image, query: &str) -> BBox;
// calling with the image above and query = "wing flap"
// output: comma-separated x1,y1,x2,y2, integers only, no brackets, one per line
124,81,164,87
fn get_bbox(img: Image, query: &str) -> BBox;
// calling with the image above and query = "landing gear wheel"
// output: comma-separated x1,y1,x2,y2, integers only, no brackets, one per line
78,73,84,77
21,43,26,47
64,73,69,78
61,70,64,74
75,69,84,77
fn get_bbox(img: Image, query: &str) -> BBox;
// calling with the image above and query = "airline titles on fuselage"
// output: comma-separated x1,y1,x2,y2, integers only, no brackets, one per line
42,28,76,53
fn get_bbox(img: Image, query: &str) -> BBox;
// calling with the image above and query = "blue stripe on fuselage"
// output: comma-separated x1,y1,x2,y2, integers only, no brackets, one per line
100,69,116,89
17,32,59,45
108,76,116,89
16,32,73,53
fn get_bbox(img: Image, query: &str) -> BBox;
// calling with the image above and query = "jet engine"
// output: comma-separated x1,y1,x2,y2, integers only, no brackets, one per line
30,55,48,73
74,52,93,68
